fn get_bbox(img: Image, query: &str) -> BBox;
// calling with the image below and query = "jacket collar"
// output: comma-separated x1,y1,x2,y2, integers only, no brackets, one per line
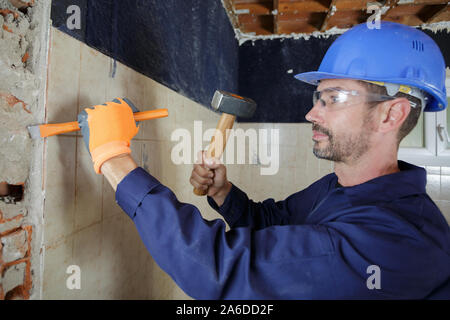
329,160,427,205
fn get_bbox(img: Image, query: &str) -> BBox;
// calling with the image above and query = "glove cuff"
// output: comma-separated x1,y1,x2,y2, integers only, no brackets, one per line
91,141,131,174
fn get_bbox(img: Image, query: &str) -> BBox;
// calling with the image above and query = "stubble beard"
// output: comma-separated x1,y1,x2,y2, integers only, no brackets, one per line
312,114,373,164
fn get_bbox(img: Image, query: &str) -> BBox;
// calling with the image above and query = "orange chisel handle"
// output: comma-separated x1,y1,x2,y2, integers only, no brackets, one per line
39,109,169,138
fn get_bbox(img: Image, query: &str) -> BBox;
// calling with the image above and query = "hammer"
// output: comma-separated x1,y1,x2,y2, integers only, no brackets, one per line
193,90,257,196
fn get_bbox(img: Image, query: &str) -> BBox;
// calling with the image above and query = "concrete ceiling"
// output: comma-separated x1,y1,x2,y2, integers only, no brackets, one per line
224,0,450,36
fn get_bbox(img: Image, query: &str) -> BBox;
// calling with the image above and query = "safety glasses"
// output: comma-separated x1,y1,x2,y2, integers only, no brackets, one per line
312,87,395,111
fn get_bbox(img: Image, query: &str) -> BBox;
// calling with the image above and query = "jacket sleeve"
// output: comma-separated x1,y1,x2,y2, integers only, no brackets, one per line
206,183,297,229
116,167,340,299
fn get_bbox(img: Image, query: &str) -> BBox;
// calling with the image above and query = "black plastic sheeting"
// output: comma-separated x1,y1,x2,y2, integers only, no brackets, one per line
51,1,450,123
238,36,338,122
51,0,238,118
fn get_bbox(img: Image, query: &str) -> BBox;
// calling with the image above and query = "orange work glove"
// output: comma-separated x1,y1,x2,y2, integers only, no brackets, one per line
77,98,140,174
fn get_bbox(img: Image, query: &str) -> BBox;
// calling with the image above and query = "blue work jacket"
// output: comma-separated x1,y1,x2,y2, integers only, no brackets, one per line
116,160,450,299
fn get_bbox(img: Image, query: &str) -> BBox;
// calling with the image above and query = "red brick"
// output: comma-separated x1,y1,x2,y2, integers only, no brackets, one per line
2,262,26,294
0,214,24,235
0,202,27,220
8,0,35,10
0,229,27,263
4,285,25,300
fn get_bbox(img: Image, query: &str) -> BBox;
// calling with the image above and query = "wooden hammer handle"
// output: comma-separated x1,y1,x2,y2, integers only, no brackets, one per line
193,113,236,196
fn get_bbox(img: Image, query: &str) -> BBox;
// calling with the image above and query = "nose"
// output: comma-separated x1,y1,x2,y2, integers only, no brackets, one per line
305,100,324,124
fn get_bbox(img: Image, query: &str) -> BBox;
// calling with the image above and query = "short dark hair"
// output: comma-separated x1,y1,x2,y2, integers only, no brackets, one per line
359,81,422,146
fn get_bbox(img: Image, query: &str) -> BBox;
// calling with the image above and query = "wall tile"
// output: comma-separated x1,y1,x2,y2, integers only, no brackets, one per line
305,147,320,184
295,133,310,172
98,215,125,298
295,168,313,192
44,136,76,246
127,68,147,109
441,167,450,176
130,140,142,167
106,61,129,103
42,236,74,300
319,159,333,177
141,140,165,182
277,123,300,146
440,175,450,201
279,145,297,169
78,44,109,114
435,200,450,225
46,29,81,130
71,222,102,298
426,166,441,175
426,173,441,200
278,167,298,198
160,141,184,190
74,138,103,232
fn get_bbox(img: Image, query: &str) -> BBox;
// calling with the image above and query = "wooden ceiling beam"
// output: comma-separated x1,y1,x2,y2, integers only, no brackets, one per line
223,0,240,30
320,0,337,32
278,0,330,13
334,0,370,10
380,0,399,18
238,14,274,35
234,2,273,15
233,0,270,3
425,3,450,23
277,12,327,34
384,4,433,18
404,0,448,4
227,0,450,36
274,0,279,34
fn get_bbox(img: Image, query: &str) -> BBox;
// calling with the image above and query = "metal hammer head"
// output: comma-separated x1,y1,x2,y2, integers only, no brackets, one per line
211,90,257,118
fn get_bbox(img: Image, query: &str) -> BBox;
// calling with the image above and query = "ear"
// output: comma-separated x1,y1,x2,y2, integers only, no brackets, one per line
377,98,411,134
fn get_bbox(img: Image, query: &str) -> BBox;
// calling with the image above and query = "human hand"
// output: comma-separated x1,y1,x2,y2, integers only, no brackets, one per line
190,151,232,204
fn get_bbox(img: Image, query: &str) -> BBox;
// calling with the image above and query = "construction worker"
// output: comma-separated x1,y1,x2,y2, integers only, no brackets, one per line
78,21,450,299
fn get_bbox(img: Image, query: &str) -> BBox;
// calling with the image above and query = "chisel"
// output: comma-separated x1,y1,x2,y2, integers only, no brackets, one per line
27,104,168,139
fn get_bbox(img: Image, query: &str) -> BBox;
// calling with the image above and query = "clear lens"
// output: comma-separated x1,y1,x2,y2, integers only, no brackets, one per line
312,88,394,111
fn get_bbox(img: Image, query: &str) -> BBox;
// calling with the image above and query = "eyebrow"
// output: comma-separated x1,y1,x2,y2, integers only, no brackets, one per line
318,86,346,91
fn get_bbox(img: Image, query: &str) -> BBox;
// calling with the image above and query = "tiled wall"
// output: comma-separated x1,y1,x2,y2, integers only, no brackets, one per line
44,28,223,299
425,167,450,223
43,28,450,300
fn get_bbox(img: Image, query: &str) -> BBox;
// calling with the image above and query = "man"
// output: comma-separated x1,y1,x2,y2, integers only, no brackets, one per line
78,22,450,299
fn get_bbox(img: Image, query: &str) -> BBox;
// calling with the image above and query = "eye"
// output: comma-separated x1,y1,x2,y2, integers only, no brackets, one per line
330,95,339,104
332,92,348,104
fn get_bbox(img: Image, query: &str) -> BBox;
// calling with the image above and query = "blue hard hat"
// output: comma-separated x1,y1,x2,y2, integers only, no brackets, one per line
295,21,447,112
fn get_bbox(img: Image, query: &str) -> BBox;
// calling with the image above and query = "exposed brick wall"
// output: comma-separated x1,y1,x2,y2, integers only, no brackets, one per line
0,0,50,300
0,212,32,300
0,89,33,301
